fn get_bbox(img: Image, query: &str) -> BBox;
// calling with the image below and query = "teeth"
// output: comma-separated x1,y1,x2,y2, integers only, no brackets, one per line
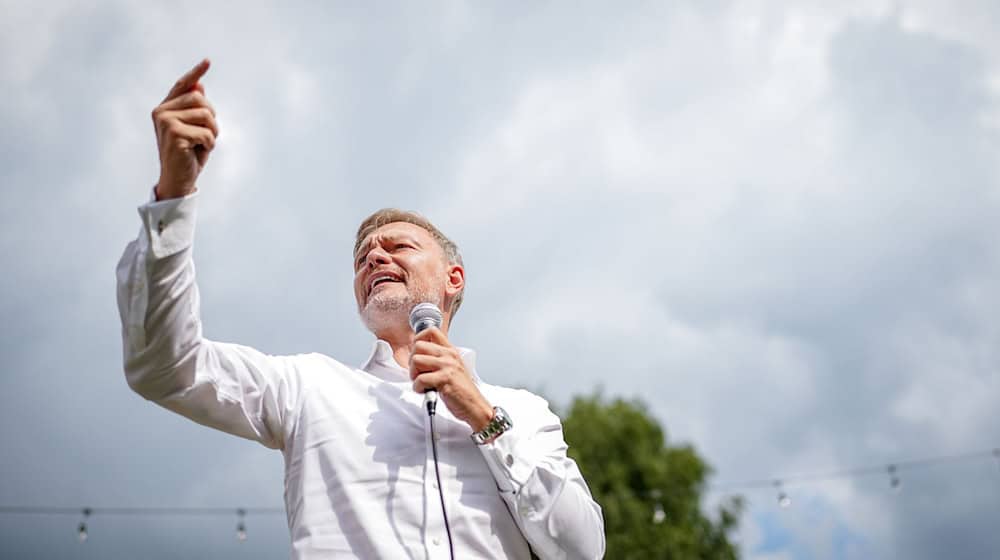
371,275,400,290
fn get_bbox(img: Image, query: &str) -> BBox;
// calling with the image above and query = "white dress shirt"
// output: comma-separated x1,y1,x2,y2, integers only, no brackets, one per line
115,192,605,559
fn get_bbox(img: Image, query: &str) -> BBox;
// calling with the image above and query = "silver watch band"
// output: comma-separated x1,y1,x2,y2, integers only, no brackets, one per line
471,406,512,445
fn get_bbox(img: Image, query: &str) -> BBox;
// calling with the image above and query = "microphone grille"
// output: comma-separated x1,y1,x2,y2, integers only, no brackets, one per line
409,302,443,333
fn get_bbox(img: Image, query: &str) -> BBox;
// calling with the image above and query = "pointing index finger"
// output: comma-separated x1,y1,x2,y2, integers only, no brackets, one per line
163,58,211,102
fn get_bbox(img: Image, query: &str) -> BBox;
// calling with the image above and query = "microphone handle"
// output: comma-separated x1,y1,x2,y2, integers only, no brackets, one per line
424,388,438,414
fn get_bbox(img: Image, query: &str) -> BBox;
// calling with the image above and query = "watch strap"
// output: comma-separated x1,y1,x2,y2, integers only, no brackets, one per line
471,406,512,445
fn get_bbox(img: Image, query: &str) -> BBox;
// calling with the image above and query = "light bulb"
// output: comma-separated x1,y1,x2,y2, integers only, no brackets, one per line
236,508,247,542
778,492,792,508
652,505,666,524
773,481,791,508
77,508,91,543
887,465,902,493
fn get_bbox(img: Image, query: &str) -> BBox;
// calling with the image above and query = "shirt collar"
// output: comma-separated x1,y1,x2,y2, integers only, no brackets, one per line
360,338,482,384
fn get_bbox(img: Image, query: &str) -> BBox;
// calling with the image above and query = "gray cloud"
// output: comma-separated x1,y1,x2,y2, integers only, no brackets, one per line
2,2,998,559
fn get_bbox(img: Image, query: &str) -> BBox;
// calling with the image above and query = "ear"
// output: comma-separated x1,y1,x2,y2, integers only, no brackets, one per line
444,263,464,299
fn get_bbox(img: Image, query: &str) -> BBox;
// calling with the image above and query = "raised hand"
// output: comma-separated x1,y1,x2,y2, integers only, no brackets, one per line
151,59,219,200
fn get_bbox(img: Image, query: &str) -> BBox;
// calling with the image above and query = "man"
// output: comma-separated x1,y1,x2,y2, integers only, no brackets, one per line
116,59,605,559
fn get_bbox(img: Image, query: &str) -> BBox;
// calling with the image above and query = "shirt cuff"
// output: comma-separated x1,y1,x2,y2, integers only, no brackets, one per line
478,427,536,495
138,188,199,258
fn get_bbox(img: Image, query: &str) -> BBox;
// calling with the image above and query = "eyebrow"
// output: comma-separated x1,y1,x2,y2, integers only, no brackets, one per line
354,233,424,262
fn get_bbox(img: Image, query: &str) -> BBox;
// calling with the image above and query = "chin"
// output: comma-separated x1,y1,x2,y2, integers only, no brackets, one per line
360,291,441,333
359,295,410,333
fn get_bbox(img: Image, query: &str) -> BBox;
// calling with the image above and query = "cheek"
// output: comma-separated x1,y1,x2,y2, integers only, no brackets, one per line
353,276,365,299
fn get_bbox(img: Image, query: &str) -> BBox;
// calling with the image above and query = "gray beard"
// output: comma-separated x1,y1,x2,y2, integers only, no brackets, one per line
360,287,441,334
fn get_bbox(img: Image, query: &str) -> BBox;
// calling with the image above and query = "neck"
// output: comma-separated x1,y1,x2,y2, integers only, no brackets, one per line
374,317,451,370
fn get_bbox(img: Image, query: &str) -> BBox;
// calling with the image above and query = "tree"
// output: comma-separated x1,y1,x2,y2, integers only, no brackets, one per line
560,393,743,559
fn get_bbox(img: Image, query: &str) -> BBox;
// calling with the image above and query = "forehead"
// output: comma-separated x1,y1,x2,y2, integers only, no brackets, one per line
356,221,438,253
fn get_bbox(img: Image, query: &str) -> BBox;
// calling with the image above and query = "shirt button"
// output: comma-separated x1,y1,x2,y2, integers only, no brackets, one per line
505,454,514,467
157,220,165,234
432,538,441,546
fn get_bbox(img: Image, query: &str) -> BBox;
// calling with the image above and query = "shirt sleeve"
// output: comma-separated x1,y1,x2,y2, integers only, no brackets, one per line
477,391,606,560
115,190,301,450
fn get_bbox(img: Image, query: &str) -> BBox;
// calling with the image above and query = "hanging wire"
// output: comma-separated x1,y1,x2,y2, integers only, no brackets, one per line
0,506,285,515
0,445,996,535
708,447,999,493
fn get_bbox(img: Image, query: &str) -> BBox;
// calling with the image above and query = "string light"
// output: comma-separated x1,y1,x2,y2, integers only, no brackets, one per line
887,465,901,493
0,445,996,535
77,508,91,543
773,480,791,508
709,447,999,495
236,508,247,542
649,490,666,523
652,505,666,523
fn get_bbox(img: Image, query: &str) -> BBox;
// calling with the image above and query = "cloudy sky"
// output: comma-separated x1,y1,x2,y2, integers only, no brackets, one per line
2,1,999,558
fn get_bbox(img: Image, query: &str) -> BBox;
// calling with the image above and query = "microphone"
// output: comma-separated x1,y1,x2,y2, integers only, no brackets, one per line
409,302,443,415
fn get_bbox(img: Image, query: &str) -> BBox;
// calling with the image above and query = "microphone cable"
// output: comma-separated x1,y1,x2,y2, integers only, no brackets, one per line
410,303,455,559
426,397,456,560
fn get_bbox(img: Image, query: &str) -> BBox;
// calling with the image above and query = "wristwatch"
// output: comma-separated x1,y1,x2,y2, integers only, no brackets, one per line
471,406,513,445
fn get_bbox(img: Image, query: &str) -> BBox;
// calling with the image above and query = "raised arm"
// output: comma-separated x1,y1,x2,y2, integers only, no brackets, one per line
116,60,300,450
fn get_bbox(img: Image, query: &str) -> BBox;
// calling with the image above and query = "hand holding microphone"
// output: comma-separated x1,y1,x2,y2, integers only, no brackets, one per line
408,303,494,431
409,303,444,414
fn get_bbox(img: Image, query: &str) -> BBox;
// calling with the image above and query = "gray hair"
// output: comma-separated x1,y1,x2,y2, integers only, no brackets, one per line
354,208,465,316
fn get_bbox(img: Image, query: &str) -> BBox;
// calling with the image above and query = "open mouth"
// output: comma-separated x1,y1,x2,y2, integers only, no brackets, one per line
368,272,404,297
371,277,401,289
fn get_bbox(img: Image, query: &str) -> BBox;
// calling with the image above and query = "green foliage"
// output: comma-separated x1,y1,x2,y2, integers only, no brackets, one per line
560,393,743,559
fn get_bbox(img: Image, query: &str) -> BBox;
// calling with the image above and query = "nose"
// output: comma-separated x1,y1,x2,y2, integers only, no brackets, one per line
365,246,391,268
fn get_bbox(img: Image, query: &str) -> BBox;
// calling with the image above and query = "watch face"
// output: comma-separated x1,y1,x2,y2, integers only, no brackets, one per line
494,407,512,429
